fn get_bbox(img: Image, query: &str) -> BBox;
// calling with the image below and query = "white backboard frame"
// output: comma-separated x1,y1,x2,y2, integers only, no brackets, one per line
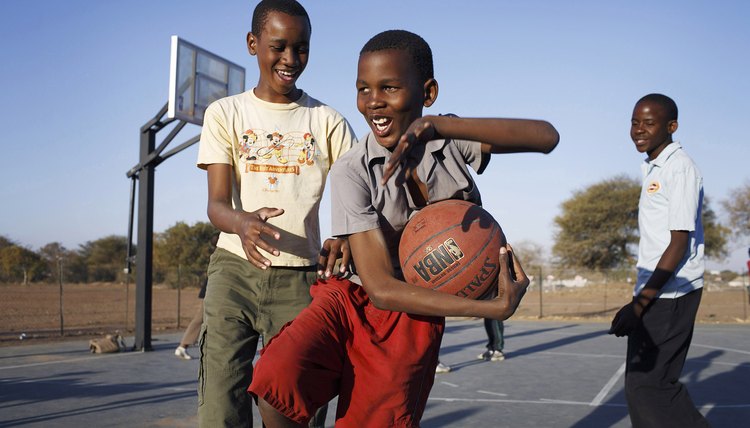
168,35,245,126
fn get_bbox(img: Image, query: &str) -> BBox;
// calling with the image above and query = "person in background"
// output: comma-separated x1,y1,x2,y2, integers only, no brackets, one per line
477,318,505,362
609,93,709,427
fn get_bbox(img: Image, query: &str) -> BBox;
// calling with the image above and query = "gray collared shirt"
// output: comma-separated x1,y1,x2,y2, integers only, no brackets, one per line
330,131,489,277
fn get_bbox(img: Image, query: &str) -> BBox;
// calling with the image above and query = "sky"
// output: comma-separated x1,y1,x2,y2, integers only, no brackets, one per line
1,0,748,272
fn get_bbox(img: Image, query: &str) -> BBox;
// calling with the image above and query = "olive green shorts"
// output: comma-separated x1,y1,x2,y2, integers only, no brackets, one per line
198,248,317,427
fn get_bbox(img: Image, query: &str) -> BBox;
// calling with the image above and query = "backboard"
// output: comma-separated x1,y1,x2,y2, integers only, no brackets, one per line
168,35,245,126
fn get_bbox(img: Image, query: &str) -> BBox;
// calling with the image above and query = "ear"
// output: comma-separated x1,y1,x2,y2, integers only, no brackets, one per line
247,32,257,56
423,78,439,108
668,119,678,134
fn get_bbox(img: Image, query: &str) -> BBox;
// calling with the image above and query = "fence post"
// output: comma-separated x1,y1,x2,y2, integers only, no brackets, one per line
176,264,182,329
744,273,748,322
538,266,543,319
603,270,608,313
58,257,64,337
125,271,130,332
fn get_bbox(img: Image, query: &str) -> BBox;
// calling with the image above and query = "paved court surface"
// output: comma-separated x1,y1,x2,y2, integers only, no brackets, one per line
1,319,748,427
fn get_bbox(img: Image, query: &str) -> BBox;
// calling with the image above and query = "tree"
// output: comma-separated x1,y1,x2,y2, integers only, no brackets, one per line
153,221,218,287
79,235,129,282
0,243,46,284
0,235,13,250
38,242,87,283
552,175,640,270
722,180,750,240
512,240,546,271
703,196,730,261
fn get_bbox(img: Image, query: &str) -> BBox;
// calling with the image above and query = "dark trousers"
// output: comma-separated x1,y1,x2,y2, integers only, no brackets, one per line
625,288,710,428
483,318,504,350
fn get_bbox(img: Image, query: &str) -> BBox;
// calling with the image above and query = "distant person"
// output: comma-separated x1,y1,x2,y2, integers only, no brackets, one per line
477,318,505,362
435,359,451,374
609,93,709,427
175,234,219,361
174,279,206,360
195,0,356,426
248,29,558,427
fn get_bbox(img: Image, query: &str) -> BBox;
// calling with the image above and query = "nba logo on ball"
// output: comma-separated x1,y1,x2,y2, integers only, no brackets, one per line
412,238,465,283
399,200,503,300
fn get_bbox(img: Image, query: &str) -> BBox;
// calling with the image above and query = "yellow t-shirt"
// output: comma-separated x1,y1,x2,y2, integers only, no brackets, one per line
197,90,356,266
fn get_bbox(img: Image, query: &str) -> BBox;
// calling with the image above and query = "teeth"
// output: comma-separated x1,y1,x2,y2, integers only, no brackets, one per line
371,117,389,132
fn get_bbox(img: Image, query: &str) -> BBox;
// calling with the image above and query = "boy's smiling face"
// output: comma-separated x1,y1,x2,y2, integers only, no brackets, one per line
247,11,310,103
630,100,677,160
356,49,430,149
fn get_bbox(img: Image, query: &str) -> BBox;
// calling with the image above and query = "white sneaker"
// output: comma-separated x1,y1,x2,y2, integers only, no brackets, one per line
477,349,493,360
175,345,192,360
435,361,452,374
477,349,505,361
490,350,505,361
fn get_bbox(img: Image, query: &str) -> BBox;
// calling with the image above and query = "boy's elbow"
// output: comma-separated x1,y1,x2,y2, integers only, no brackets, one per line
366,288,391,310
362,283,396,311
540,122,560,154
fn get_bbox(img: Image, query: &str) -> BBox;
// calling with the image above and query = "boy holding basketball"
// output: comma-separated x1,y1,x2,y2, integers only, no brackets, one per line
196,1,356,426
609,94,709,427
250,30,558,427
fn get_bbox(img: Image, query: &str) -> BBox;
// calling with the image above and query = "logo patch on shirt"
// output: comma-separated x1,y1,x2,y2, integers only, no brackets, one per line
647,181,660,193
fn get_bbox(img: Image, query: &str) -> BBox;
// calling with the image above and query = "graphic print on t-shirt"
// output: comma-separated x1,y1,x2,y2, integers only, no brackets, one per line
239,128,318,192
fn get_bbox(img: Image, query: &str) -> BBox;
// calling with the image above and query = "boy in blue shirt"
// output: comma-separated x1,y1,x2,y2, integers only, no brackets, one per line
609,93,709,427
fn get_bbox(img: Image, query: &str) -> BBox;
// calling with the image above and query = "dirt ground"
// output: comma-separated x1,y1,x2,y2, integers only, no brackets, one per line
1,281,748,347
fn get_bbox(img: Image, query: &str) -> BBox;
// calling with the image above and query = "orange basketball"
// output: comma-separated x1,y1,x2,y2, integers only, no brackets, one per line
399,200,503,299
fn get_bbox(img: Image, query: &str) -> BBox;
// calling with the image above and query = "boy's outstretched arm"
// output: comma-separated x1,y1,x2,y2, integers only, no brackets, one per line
383,115,559,184
349,228,529,320
206,163,284,269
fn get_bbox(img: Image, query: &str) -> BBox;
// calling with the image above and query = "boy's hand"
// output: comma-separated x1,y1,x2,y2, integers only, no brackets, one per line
491,244,529,320
382,119,436,185
317,237,351,278
608,294,653,337
239,207,284,269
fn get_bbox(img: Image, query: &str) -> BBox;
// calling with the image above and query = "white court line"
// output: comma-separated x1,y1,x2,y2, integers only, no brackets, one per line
431,396,749,409
477,390,508,397
537,351,621,359
692,343,750,356
0,351,139,371
439,381,459,387
590,362,626,406
541,398,614,406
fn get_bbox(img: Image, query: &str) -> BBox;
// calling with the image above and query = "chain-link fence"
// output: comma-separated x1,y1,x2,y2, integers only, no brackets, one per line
513,267,750,323
2,267,749,345
0,266,206,345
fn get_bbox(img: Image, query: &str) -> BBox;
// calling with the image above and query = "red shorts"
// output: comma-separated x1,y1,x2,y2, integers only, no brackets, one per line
248,276,444,427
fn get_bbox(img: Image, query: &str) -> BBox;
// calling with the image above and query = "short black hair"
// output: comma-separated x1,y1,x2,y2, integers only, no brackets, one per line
360,30,434,82
251,0,311,36
637,93,678,121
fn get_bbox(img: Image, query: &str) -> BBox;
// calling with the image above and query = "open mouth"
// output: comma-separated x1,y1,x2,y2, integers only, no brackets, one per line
371,116,392,136
275,69,297,82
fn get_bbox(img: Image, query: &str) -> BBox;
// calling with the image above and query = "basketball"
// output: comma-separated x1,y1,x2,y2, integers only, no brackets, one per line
399,200,504,299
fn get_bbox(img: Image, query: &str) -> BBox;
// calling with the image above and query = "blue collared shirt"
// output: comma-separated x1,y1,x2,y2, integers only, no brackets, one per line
635,142,704,298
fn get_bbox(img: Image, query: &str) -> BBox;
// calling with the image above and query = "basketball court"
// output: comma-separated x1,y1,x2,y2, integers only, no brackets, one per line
1,319,747,427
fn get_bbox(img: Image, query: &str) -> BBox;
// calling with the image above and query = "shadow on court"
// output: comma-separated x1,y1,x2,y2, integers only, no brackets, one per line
1,320,748,427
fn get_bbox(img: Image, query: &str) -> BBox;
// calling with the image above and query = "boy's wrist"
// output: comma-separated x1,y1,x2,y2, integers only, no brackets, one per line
643,267,673,291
